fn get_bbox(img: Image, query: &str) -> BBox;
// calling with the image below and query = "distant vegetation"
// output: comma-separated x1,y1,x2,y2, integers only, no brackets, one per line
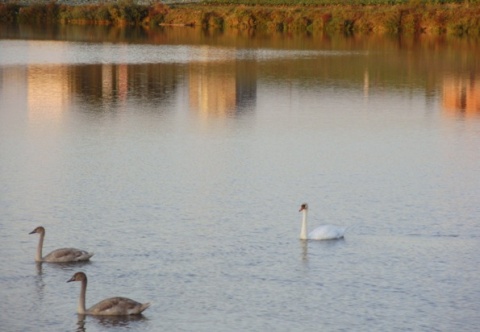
204,0,477,4
1,1,479,36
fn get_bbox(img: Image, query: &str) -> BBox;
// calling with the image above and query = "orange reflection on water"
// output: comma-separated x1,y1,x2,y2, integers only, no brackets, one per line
189,62,237,117
187,46,257,117
27,65,70,122
117,64,128,102
442,74,480,118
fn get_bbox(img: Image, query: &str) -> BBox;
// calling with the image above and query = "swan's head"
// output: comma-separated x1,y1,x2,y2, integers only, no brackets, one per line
67,271,87,283
299,203,308,212
29,226,45,235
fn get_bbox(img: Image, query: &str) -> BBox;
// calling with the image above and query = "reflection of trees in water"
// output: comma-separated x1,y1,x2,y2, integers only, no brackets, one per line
69,60,257,116
19,59,257,117
5,29,477,119
70,63,181,110
442,73,480,117
236,60,257,113
188,59,257,116
258,35,480,95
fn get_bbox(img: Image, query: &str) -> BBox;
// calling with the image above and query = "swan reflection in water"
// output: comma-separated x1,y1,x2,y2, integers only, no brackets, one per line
299,235,347,265
34,261,92,304
300,240,309,263
76,313,148,332
35,260,92,276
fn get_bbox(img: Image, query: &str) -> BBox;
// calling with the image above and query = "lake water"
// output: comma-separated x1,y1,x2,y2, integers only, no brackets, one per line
0,25,479,331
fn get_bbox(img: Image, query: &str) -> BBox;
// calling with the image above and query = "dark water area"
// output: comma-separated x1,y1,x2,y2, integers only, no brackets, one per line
1,24,479,331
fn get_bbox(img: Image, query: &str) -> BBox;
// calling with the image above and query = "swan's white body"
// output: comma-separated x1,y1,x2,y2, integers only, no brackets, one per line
299,203,346,240
29,226,94,263
67,272,151,316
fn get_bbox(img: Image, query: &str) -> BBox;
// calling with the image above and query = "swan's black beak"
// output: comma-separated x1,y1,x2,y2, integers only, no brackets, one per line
67,276,75,283
29,230,36,234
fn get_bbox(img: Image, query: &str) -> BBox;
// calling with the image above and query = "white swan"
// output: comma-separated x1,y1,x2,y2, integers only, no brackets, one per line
299,203,346,240
29,226,94,263
67,272,151,316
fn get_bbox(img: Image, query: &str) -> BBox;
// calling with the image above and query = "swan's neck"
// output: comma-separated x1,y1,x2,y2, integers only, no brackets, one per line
78,279,87,314
300,210,308,240
36,232,44,262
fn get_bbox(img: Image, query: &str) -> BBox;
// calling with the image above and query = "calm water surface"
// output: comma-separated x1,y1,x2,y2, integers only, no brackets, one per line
0,26,479,332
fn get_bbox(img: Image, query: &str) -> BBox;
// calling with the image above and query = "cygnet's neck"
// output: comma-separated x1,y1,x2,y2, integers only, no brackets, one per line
36,232,44,262
300,210,308,240
78,278,87,314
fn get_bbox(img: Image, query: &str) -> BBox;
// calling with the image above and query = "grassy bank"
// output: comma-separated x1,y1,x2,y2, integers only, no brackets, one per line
1,2,479,36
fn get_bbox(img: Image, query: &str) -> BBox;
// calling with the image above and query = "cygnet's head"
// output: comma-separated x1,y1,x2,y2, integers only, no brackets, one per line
29,226,45,235
67,271,87,283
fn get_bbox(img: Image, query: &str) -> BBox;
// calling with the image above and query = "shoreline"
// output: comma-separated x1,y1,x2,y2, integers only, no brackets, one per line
1,2,479,36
